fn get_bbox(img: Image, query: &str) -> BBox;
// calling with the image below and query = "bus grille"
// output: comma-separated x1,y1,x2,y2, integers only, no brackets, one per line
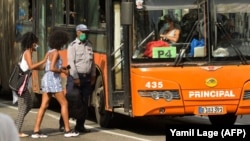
138,90,180,101
243,90,250,100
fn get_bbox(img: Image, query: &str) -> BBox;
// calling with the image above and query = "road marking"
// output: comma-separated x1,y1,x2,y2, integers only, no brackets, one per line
0,102,151,141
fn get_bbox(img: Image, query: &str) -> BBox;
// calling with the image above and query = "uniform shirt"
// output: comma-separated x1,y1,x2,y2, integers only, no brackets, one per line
67,38,96,79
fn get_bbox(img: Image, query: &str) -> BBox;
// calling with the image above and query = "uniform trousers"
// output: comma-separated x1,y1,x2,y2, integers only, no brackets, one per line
75,73,92,128
15,90,32,132
59,73,92,128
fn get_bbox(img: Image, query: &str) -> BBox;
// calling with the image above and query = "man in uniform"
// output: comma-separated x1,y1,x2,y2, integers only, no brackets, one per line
59,24,96,133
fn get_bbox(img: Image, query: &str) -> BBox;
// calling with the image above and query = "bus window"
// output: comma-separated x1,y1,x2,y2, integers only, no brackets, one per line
87,0,106,29
213,2,250,58
74,0,85,25
16,0,33,40
86,0,107,53
55,0,65,26
54,0,86,26
132,0,204,60
68,1,75,24
132,0,250,65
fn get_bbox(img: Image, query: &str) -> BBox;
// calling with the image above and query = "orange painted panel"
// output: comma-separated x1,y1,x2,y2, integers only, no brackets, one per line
130,65,250,117
59,50,68,95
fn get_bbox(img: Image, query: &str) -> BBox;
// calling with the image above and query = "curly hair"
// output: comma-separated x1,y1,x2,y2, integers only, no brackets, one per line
49,30,69,50
21,32,38,51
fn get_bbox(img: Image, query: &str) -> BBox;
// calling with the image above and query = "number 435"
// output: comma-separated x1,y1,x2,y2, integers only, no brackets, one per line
145,81,163,88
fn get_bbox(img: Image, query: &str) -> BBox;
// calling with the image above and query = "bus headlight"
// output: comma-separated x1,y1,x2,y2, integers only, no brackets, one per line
162,91,173,101
151,91,159,100
138,90,179,101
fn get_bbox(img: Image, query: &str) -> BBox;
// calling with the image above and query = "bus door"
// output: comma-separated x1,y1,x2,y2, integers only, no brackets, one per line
110,1,126,109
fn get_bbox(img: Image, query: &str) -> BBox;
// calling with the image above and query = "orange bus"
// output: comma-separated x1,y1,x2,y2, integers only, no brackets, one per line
1,0,250,127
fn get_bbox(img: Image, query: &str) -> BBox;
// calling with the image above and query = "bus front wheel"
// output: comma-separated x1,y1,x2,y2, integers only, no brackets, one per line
208,114,237,125
94,76,112,128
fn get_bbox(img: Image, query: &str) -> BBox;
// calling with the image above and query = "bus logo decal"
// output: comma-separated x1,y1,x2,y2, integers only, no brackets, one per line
200,66,222,71
205,78,218,87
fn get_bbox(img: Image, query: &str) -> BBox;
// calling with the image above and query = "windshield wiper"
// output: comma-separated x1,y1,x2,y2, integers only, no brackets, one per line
132,31,155,58
216,23,248,64
174,21,200,66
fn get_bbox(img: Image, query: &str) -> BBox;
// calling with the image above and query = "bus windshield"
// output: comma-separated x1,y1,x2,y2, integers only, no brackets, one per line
132,0,250,65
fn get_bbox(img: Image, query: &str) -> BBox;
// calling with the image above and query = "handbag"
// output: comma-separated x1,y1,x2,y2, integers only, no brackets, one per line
8,54,32,96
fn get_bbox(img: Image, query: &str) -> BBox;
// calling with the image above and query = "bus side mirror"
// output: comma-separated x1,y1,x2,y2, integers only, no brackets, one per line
121,2,133,25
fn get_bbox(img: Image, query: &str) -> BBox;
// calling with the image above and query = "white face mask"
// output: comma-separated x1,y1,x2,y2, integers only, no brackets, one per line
35,44,39,50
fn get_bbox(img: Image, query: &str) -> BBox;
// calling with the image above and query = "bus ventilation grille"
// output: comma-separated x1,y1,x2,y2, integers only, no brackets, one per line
243,90,250,100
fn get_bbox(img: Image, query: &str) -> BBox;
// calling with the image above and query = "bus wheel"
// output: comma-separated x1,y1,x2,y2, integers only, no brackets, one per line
208,114,237,125
94,76,112,128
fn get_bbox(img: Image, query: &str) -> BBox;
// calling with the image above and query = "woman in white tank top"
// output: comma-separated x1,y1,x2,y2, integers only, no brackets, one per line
14,32,48,138
159,15,181,43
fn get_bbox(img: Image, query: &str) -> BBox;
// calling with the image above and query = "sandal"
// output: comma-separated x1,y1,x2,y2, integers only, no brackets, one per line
19,133,29,137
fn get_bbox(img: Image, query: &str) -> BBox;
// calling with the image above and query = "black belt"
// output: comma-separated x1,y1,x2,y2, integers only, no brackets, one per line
78,73,90,78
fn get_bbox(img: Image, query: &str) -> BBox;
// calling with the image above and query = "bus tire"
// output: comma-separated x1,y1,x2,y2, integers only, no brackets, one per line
94,76,112,128
208,114,237,125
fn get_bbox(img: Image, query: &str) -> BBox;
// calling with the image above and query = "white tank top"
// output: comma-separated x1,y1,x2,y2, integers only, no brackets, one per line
167,29,176,37
19,51,29,72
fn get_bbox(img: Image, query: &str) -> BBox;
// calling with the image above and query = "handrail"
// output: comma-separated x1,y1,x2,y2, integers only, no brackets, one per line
111,43,124,56
111,43,124,70
111,58,124,71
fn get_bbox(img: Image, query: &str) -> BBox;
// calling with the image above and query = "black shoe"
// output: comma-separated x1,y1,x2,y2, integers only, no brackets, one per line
59,126,65,132
75,126,91,133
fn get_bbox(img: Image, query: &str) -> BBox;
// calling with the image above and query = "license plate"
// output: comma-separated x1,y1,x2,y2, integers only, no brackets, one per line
198,106,225,115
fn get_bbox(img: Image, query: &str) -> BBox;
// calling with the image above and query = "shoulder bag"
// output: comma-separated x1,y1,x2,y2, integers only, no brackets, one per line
9,53,32,96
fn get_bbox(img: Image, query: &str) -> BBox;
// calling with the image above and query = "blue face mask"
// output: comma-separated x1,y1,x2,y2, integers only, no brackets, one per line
163,23,169,30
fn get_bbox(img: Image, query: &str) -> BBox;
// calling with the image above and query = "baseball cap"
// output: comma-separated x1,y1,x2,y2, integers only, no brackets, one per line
76,24,89,31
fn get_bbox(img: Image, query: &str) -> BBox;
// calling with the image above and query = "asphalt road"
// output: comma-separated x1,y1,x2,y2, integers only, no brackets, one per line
1,93,250,141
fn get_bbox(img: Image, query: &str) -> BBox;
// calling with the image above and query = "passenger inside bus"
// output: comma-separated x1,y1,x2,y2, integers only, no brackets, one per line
216,14,237,45
180,10,199,42
159,15,181,44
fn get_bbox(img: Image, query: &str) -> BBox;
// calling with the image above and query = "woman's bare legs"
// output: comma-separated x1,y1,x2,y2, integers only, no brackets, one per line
54,92,71,132
33,93,51,132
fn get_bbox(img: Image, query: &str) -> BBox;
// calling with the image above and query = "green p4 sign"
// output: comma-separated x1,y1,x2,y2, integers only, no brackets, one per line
152,46,176,58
